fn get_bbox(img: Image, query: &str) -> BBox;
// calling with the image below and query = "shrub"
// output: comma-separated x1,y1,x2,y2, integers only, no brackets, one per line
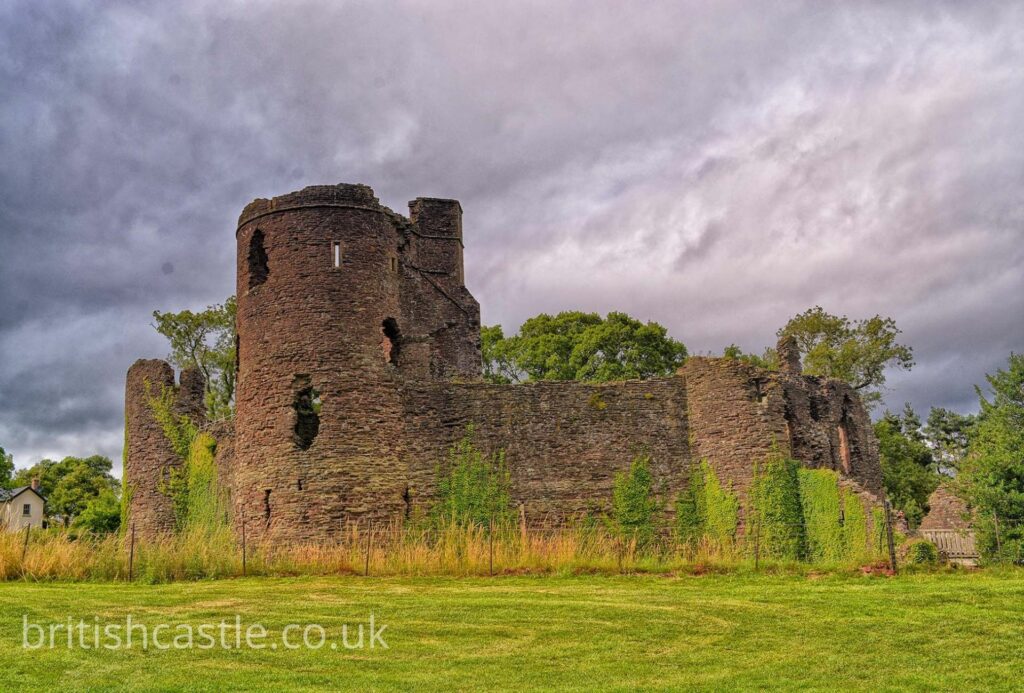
902,538,940,565
611,455,658,546
73,491,122,534
750,455,806,560
431,429,514,528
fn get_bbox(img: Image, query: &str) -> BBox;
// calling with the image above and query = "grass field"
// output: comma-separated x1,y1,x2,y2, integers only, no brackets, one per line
1,572,1022,691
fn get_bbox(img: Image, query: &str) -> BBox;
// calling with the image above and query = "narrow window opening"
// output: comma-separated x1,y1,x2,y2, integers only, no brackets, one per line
248,229,269,289
333,241,343,268
402,486,411,520
390,255,398,273
263,489,272,525
750,378,769,404
292,375,321,450
381,318,401,365
809,397,823,422
297,479,304,491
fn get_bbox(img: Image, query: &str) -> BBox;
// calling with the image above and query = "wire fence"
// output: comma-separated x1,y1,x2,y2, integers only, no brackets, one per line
16,503,1024,582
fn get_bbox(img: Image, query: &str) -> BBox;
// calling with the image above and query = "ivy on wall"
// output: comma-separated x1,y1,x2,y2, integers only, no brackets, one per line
751,455,806,560
146,383,227,534
611,455,658,546
675,460,740,553
798,469,844,563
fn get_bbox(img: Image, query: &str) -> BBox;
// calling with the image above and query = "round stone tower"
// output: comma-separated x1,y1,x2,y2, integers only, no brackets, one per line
233,184,416,542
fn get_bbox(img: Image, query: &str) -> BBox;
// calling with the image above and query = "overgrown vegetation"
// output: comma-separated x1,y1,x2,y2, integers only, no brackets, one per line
145,384,228,534
798,469,844,563
430,429,514,528
610,455,658,546
750,454,806,560
675,460,740,554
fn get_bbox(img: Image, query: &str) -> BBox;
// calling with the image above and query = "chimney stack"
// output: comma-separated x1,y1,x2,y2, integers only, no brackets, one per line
30,477,40,491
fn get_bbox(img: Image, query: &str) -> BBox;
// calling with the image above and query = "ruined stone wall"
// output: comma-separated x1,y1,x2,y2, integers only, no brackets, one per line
123,360,205,538
919,484,971,531
399,198,481,380
401,377,691,520
683,356,882,500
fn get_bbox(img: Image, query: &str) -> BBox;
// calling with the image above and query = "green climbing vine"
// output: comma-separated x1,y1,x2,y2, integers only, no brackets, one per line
798,469,844,563
146,382,227,533
675,460,740,553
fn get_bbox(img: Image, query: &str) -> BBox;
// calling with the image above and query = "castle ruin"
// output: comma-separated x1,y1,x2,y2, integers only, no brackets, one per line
125,183,885,542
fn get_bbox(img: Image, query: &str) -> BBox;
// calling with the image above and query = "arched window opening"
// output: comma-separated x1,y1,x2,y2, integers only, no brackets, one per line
248,229,269,289
381,318,401,365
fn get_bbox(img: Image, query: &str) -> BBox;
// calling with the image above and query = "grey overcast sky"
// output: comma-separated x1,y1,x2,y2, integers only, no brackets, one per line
1,0,1022,474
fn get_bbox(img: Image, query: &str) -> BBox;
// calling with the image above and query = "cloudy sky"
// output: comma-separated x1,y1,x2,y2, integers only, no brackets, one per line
1,0,1022,474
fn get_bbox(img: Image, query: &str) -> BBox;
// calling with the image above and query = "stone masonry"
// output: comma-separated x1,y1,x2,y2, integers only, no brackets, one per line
124,183,887,542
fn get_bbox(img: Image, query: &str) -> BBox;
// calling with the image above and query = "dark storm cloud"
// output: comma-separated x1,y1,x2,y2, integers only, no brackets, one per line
1,0,1021,472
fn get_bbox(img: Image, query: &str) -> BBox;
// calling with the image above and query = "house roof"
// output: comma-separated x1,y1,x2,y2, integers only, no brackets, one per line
0,486,46,503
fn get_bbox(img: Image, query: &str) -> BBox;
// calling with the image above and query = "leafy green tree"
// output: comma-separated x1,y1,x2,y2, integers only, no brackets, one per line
778,306,914,407
874,405,939,528
481,325,518,384
72,489,121,534
0,447,13,489
152,296,237,420
722,344,779,371
957,354,1024,561
924,407,976,475
611,455,659,547
482,311,686,383
13,456,118,527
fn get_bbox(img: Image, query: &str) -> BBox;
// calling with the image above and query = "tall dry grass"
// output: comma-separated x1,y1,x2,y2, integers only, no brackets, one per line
0,521,871,583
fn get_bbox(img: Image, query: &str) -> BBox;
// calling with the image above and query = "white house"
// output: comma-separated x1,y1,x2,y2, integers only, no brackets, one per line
1,479,46,530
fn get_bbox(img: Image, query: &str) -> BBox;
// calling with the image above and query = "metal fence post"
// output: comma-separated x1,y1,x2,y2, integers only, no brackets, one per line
883,499,898,575
364,523,372,577
128,524,136,582
241,508,247,577
753,522,761,572
21,523,30,563
489,518,495,577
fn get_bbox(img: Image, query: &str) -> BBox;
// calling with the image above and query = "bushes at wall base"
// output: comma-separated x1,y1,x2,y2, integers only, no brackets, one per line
900,538,940,566
431,429,515,528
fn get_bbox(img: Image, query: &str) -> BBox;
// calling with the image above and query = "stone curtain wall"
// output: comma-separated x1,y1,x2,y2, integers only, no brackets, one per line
123,360,206,537
401,377,691,521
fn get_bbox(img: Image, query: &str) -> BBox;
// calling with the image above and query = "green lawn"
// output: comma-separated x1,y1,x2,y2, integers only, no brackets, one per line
0,572,1022,691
